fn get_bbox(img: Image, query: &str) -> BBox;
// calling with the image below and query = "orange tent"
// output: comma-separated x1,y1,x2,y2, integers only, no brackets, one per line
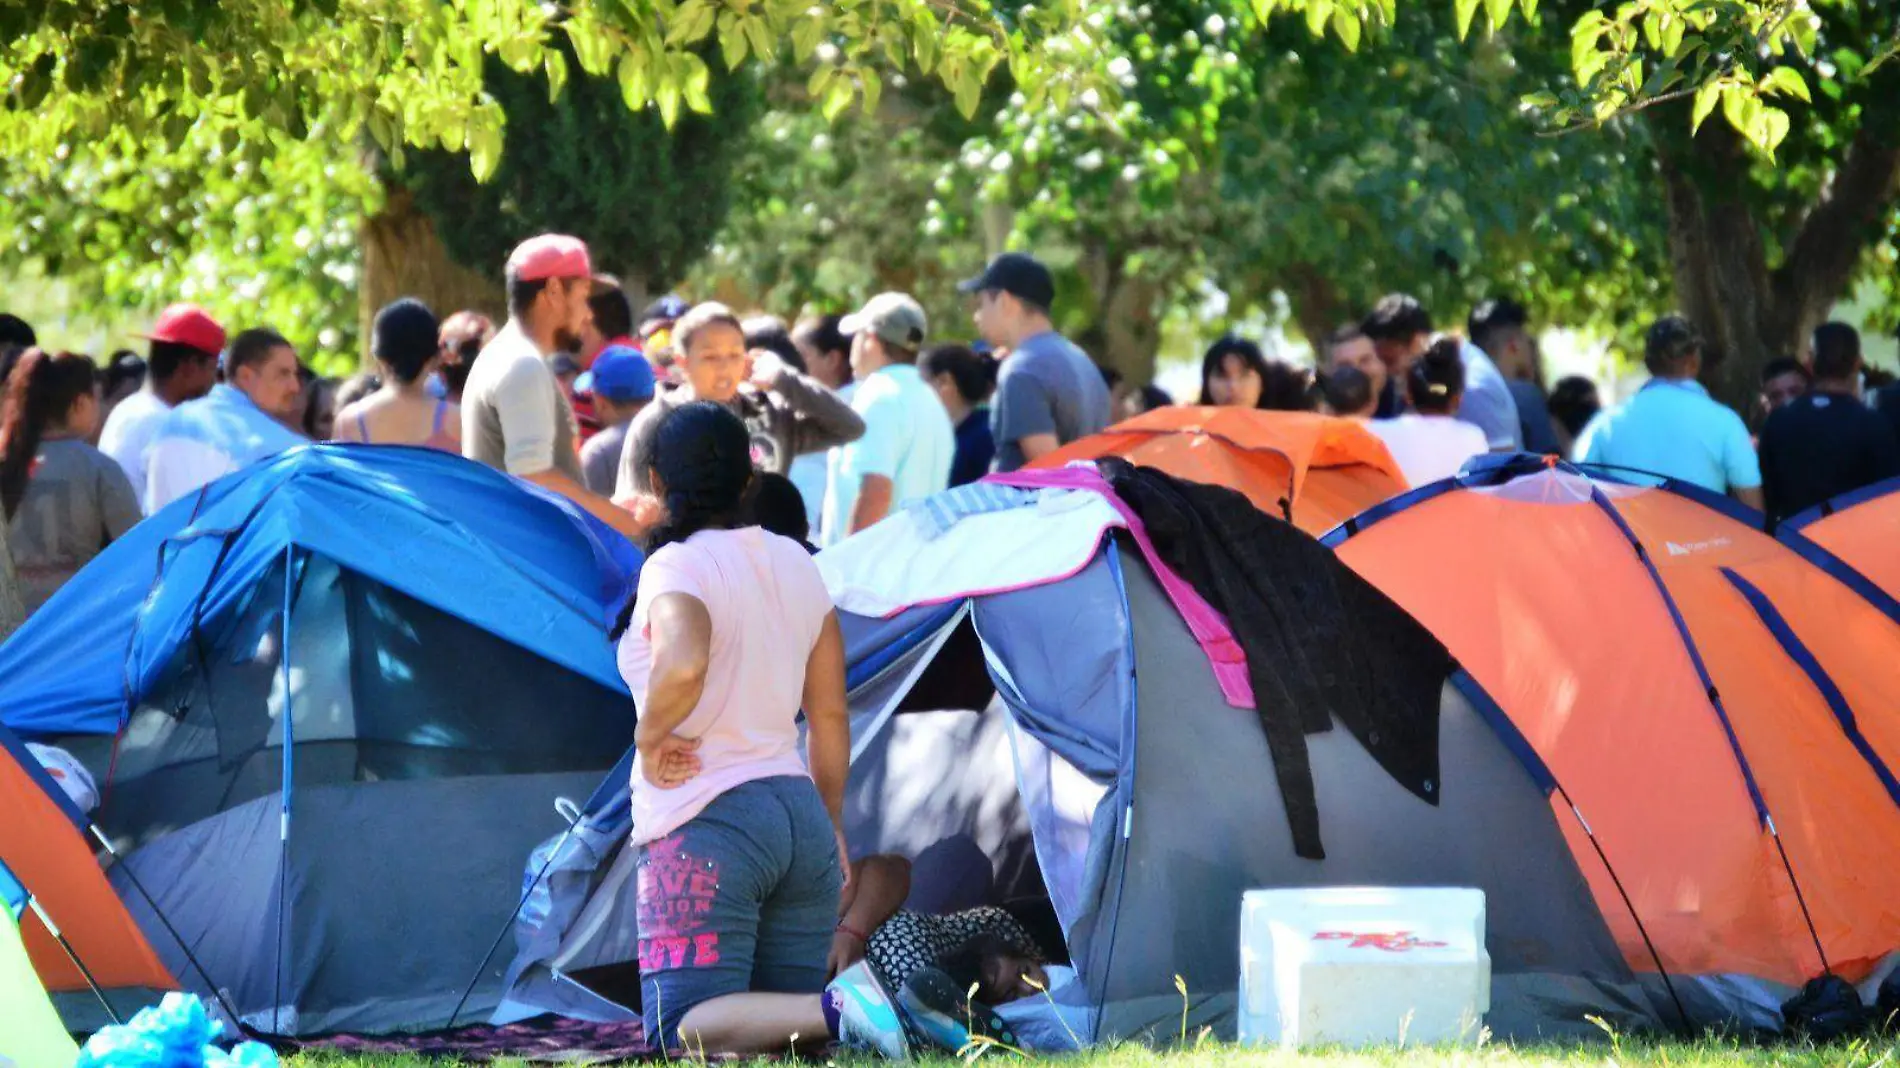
0,725,175,1025
1325,458,1900,989
1030,408,1406,535
1780,476,1900,607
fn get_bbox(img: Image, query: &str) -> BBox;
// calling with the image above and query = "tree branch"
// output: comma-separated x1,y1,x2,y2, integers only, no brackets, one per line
1534,84,1701,138
1775,118,1900,315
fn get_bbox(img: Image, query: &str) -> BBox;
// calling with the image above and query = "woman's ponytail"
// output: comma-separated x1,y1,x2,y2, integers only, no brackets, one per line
1407,336,1467,415
0,350,97,519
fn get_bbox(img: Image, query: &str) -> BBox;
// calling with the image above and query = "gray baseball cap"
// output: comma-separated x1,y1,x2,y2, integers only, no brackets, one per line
841,292,928,350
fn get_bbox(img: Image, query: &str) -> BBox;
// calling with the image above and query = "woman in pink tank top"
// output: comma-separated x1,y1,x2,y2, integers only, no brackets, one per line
332,298,462,452
611,401,911,1057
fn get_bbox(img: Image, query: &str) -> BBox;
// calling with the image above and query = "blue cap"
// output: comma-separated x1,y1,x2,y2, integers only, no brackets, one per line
578,344,656,402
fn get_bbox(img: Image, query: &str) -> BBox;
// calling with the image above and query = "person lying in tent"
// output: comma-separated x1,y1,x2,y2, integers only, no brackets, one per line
830,853,1089,1052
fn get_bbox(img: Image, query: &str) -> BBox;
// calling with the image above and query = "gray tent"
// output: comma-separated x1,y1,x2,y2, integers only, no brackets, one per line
500,538,1724,1042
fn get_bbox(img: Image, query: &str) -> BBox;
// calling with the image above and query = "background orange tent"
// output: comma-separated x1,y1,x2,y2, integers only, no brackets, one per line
0,724,176,1028
1030,408,1407,535
1780,476,1900,607
1325,457,1900,994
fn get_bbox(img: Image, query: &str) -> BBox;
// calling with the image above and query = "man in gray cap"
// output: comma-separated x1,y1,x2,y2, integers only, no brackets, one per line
962,252,1111,471
821,292,954,544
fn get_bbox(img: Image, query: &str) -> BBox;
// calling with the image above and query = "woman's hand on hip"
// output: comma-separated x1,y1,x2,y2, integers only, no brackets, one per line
640,734,702,789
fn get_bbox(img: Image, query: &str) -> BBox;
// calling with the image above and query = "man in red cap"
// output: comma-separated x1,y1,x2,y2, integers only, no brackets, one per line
463,234,644,539
98,303,225,508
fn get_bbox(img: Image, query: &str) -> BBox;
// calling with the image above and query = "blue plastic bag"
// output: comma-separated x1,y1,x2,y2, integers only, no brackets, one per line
75,993,280,1068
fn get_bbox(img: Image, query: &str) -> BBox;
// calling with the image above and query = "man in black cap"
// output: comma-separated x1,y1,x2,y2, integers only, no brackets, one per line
961,253,1111,472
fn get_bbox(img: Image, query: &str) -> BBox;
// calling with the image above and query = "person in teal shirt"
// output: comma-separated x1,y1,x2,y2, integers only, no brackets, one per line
822,293,954,545
1575,315,1763,510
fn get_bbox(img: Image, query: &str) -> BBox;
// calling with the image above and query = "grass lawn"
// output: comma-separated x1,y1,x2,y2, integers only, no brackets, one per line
288,1037,1900,1068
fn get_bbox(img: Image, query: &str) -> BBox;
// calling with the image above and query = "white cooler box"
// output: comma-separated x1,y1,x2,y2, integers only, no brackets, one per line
1238,887,1489,1049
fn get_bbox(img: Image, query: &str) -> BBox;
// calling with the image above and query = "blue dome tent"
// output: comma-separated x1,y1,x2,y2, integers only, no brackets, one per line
0,445,641,1036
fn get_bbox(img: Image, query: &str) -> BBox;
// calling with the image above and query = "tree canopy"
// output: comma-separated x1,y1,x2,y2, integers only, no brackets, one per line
0,0,1895,393
399,44,763,295
1,1,1881,177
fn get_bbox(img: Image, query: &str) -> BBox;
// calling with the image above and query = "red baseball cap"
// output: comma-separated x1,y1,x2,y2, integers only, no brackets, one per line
138,303,227,357
506,234,593,282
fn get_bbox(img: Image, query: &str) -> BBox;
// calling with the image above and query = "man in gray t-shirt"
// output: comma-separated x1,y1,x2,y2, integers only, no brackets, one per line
463,233,642,542
960,253,1111,472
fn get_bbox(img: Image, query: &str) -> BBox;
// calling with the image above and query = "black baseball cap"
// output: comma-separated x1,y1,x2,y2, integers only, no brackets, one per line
959,252,1056,310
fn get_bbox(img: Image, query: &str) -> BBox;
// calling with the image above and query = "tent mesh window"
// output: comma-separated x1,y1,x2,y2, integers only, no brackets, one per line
87,553,631,851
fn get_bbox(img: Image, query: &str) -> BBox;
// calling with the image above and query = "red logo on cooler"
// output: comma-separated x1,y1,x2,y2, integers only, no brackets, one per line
1313,931,1448,952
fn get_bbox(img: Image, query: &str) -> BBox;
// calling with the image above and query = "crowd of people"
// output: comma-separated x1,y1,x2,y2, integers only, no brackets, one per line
5,231,1900,1056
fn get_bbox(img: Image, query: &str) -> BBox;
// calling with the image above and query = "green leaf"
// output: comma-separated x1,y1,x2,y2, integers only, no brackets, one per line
544,49,568,102
1660,16,1683,55
367,110,395,151
860,68,882,115
1332,8,1361,51
1482,0,1511,34
1720,83,1748,134
1691,81,1720,131
682,53,713,114
807,65,834,100
1571,20,1607,81
822,80,854,122
720,20,748,69
914,24,940,75
666,0,713,47
1751,104,1790,157
617,50,649,110
1762,66,1810,102
1304,0,1334,38
792,19,825,63
953,67,982,118
469,119,502,182
657,81,681,127
742,16,774,65
1455,0,1481,41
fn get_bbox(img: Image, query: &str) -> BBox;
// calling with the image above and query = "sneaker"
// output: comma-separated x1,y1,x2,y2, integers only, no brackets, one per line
828,961,911,1060
899,966,1020,1054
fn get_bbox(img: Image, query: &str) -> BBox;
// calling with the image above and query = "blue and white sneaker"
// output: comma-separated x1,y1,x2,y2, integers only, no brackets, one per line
899,966,1020,1054
828,962,911,1060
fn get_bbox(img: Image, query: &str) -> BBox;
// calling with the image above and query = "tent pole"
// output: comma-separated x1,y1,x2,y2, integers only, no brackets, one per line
23,892,121,1025
1555,791,1692,1035
1587,489,1834,982
445,802,586,1030
87,824,243,1027
273,547,296,1035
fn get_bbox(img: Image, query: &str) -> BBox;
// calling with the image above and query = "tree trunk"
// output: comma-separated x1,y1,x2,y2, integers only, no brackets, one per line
0,518,23,643
1280,264,1352,357
1075,240,1162,385
358,182,506,370
1650,103,1900,411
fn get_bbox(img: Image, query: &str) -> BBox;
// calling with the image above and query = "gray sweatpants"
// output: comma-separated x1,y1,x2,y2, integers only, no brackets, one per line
636,775,841,1049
